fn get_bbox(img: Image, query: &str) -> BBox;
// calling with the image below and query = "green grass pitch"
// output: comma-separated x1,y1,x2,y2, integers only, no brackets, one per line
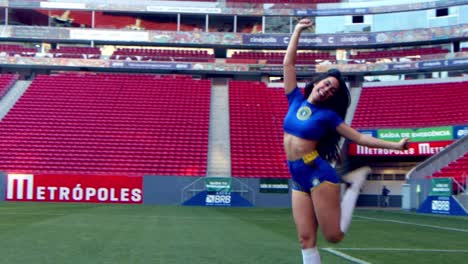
0,203,467,263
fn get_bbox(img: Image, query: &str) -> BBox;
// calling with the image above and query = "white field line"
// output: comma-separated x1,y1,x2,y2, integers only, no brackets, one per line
322,248,371,264
355,215,468,233
322,247,468,263
329,248,468,253
381,210,468,221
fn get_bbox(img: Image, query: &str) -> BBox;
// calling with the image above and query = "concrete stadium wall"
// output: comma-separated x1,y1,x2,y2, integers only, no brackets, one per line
143,176,292,208
143,176,198,205
240,178,292,208
358,194,402,207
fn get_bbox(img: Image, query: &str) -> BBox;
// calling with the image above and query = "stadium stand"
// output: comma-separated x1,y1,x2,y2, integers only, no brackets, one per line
21,9,200,31
110,48,214,62
431,152,468,192
349,47,449,62
0,44,36,57
49,46,101,59
229,80,289,178
0,73,210,176
352,81,468,129
229,51,335,64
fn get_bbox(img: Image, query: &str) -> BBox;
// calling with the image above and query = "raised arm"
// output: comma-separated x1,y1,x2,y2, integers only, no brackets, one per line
283,18,313,95
336,123,410,150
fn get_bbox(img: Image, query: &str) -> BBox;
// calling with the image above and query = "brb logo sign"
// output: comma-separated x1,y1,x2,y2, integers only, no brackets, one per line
6,174,34,200
431,200,450,212
205,194,231,205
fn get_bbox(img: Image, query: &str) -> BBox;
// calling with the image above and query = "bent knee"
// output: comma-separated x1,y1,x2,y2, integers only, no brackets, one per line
298,234,317,248
324,232,344,244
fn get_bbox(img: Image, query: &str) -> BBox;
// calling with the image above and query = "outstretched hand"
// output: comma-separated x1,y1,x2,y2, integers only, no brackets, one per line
295,18,313,31
397,138,410,150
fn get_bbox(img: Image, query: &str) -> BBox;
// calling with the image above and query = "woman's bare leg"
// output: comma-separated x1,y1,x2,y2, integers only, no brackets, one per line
311,183,343,243
291,167,371,262
292,190,321,263
310,167,371,243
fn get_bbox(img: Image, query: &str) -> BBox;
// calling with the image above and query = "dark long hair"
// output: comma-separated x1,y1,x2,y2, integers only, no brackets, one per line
304,69,350,163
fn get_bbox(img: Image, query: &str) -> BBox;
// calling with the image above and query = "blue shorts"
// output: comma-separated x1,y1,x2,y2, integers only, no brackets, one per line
287,154,340,193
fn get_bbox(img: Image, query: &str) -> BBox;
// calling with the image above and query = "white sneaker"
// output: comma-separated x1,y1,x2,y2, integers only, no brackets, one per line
342,166,371,190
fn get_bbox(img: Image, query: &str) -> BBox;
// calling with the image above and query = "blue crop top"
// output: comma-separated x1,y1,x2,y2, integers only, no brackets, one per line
283,87,343,140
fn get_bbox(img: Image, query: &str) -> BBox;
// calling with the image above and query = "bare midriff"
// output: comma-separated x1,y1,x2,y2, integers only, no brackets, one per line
283,132,318,161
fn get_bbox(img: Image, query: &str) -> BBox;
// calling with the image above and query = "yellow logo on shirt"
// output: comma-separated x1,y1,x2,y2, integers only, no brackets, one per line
296,106,312,120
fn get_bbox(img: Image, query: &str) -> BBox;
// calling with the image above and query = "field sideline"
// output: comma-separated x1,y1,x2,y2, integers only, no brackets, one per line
0,203,467,264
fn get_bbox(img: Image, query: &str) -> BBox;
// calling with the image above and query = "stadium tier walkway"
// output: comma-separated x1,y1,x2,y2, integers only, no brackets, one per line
0,79,30,121
206,78,231,177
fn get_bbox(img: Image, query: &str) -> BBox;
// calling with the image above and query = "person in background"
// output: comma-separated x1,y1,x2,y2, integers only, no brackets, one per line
382,185,391,207
283,18,409,264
